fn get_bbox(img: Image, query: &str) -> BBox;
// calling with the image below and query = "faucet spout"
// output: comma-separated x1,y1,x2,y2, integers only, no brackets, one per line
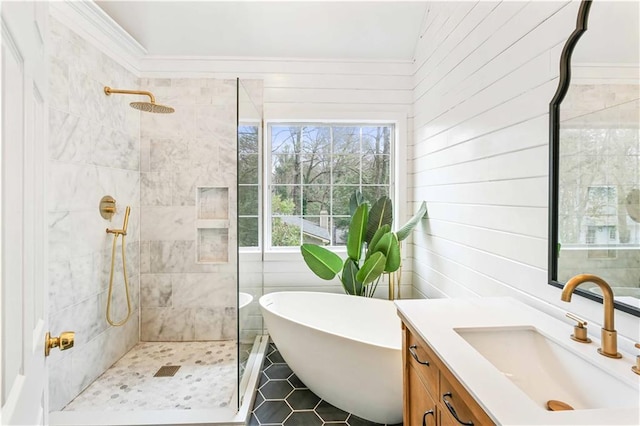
561,274,621,358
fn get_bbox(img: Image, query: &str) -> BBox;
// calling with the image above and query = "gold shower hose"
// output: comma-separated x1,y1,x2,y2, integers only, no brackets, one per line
106,206,132,326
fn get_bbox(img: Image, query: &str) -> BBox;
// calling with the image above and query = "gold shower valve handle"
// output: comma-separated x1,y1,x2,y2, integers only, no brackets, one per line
44,331,75,356
566,312,591,343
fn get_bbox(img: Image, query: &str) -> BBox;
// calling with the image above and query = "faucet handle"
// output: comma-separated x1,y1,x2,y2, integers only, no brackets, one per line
566,313,591,343
632,343,640,376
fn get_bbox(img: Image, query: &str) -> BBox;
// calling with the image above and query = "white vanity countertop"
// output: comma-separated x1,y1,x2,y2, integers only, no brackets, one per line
395,297,640,425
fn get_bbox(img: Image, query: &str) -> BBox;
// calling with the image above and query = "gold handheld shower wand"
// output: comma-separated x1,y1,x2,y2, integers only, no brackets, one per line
104,86,175,114
106,206,132,326
106,205,130,236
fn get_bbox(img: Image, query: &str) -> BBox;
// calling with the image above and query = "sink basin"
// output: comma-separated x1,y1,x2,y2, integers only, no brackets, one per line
455,326,638,411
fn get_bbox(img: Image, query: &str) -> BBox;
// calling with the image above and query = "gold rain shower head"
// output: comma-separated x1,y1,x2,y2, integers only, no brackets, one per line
104,86,175,114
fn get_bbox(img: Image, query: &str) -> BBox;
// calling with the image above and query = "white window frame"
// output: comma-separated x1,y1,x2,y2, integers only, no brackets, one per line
261,115,405,255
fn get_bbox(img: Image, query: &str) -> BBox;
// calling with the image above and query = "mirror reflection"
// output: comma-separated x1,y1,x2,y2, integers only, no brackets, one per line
557,1,640,308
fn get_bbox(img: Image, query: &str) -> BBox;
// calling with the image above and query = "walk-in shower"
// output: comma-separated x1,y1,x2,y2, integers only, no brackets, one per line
49,80,267,426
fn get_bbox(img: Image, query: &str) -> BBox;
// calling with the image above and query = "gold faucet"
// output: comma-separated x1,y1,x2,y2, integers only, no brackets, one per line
561,274,621,358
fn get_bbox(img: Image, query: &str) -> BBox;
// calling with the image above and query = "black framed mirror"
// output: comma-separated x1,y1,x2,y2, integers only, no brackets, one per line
549,0,640,317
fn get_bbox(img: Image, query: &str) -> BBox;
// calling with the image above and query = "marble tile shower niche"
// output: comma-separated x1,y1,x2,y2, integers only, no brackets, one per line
139,78,238,342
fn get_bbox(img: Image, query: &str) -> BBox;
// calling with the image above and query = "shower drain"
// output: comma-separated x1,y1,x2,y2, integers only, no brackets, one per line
154,365,181,377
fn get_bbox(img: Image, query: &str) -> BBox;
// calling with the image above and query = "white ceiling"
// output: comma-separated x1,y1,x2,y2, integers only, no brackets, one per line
96,1,428,60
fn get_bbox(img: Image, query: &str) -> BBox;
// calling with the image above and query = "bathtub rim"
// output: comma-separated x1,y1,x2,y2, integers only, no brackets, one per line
238,291,253,310
259,291,401,351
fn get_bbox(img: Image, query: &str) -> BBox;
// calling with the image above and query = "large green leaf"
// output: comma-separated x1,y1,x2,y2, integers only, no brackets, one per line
356,251,386,284
349,190,365,216
396,201,427,241
300,244,342,280
366,224,391,259
347,203,368,261
372,232,401,272
365,196,393,244
341,258,363,296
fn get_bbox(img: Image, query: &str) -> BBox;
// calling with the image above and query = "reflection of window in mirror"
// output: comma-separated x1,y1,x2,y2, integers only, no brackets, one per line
557,1,639,303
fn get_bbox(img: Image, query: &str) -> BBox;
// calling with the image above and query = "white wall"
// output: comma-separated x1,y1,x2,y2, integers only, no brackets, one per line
409,1,639,346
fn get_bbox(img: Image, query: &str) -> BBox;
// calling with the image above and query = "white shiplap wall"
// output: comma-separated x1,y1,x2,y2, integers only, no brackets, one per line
409,0,639,344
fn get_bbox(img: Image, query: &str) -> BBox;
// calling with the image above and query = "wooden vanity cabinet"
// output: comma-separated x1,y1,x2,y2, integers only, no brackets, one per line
401,322,495,426
407,363,437,426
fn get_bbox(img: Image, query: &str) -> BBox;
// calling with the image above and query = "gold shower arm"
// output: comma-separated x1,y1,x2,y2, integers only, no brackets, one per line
104,87,155,103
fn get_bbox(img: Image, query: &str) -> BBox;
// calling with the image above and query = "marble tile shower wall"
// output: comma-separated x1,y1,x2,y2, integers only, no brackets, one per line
47,17,141,411
139,78,238,341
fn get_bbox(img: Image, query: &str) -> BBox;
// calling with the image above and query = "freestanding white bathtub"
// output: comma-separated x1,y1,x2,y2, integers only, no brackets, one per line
259,292,402,424
239,292,253,325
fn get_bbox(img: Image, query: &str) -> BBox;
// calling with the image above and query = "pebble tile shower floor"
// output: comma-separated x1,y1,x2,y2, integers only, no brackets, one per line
64,341,237,411
250,341,403,426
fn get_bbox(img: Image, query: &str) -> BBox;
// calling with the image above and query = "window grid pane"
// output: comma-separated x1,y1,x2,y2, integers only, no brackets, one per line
239,123,261,248
268,123,393,248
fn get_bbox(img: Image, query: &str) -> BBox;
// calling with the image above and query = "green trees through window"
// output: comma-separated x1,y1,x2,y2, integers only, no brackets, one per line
238,124,260,247
238,122,394,249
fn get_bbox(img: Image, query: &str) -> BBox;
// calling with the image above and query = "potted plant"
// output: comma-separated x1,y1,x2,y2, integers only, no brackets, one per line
300,191,427,297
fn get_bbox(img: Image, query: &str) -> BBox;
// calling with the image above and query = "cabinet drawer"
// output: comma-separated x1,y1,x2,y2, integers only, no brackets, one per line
440,372,494,426
407,331,438,398
407,364,437,426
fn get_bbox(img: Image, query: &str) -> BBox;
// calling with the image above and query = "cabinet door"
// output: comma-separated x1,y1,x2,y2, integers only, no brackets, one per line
408,364,437,426
440,371,494,426
407,330,438,397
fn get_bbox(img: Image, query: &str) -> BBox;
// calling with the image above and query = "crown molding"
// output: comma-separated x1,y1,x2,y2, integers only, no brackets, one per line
49,0,145,74
572,63,640,84
48,1,415,79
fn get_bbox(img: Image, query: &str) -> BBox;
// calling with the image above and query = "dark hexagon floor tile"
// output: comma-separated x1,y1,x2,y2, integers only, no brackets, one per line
262,357,273,369
260,379,294,399
248,414,260,426
253,391,264,409
258,372,269,387
315,400,349,422
265,364,293,380
287,373,307,389
347,414,385,426
267,350,286,364
284,411,323,426
254,400,292,424
285,389,321,410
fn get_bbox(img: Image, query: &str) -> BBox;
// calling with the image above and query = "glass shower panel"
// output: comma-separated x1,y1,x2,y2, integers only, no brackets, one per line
237,79,264,405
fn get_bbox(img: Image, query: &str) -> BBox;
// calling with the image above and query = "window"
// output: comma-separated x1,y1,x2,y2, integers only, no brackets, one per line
237,122,395,250
585,225,618,245
238,123,261,248
267,123,393,248
586,186,617,217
